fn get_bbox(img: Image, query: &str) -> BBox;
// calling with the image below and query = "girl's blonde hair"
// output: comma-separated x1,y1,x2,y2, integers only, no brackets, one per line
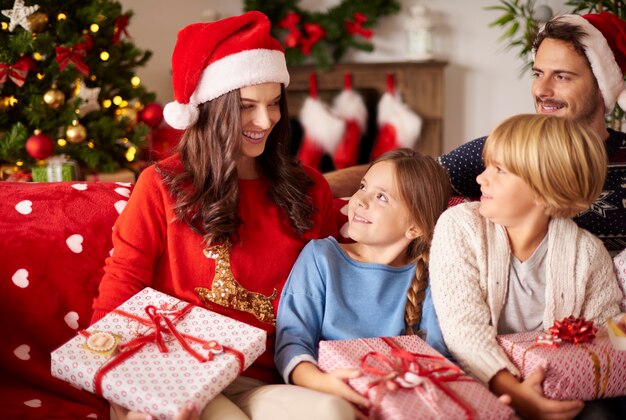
369,149,451,334
483,114,606,218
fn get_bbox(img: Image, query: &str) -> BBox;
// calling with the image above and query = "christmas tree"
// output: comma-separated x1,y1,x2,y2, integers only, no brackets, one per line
0,0,161,178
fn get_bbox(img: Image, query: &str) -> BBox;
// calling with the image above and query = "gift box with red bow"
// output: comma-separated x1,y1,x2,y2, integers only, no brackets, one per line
318,335,514,419
51,287,266,418
497,316,626,400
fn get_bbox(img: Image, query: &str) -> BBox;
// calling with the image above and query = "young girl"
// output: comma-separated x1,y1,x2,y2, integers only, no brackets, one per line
92,12,353,420
275,148,451,411
429,114,624,419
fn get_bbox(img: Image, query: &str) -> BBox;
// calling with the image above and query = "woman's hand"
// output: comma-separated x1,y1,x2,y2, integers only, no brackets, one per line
110,401,200,420
490,368,584,420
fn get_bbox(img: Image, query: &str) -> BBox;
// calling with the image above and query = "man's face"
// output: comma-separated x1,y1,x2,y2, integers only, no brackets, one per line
531,38,604,127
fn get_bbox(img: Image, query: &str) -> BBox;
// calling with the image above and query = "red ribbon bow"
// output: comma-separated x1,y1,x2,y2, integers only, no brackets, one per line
88,302,245,397
345,12,373,39
113,15,130,45
55,43,90,76
360,337,474,419
0,58,30,87
548,316,597,344
300,23,326,55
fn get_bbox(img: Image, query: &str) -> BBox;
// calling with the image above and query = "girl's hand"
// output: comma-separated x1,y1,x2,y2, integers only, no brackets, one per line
291,362,370,418
110,401,200,420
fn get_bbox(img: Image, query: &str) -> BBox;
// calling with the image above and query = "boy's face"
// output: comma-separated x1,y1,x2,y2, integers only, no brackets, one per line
476,151,542,227
531,38,604,128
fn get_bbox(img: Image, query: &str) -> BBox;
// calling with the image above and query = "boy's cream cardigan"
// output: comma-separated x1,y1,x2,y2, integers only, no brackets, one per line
430,202,622,384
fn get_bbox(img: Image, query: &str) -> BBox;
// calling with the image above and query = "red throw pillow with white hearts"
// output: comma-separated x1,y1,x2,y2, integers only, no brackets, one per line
0,181,133,418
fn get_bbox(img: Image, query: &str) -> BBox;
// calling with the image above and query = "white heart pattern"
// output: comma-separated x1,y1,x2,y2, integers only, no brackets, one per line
15,200,32,215
114,200,127,214
71,183,88,191
114,187,131,198
14,344,31,361
64,311,80,330
86,415,98,419
12,268,29,288
23,399,42,408
116,182,132,187
66,234,84,253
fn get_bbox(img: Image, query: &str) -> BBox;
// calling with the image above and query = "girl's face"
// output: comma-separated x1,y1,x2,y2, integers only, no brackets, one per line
238,82,282,162
476,150,541,227
347,161,417,248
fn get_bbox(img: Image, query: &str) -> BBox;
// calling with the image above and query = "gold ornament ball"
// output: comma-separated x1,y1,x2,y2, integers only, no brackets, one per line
115,107,138,130
28,12,49,33
66,123,87,144
43,87,65,109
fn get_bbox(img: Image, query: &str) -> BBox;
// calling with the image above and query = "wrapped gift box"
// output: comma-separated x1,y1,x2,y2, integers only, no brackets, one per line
614,249,626,311
32,155,80,182
497,327,626,401
51,287,266,419
318,335,514,420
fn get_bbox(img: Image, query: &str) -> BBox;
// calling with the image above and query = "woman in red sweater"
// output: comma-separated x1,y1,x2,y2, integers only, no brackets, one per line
92,11,352,420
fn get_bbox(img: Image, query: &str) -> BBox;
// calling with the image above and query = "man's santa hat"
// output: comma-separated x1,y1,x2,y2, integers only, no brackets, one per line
163,11,290,130
541,12,626,113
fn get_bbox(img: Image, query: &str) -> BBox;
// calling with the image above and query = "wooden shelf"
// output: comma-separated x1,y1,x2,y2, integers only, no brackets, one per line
286,61,447,159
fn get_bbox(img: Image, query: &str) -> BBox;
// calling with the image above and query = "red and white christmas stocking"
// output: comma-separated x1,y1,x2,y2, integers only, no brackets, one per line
370,73,422,160
332,73,367,169
297,73,345,169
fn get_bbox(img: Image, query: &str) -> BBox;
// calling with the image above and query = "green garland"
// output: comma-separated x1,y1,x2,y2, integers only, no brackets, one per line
244,0,400,70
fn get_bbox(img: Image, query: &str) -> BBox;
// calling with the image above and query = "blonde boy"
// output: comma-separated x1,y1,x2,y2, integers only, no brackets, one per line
429,114,623,419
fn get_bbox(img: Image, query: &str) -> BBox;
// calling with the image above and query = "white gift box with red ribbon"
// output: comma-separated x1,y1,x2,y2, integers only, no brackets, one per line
51,287,266,418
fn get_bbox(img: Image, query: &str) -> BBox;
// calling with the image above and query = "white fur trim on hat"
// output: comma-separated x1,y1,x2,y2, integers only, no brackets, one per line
300,96,345,153
163,101,199,130
192,49,289,104
377,92,422,148
557,15,624,113
164,49,289,130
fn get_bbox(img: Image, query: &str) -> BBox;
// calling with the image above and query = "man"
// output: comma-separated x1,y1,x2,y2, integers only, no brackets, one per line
326,12,626,253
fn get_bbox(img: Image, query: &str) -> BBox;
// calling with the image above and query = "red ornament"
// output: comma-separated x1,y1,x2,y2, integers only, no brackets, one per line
26,131,54,160
345,12,373,39
139,102,164,128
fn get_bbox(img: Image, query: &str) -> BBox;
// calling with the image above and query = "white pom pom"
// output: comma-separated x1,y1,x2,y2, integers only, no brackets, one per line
163,101,199,130
617,87,626,113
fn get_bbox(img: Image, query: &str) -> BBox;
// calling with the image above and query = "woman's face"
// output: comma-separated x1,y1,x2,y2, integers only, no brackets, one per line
238,82,282,161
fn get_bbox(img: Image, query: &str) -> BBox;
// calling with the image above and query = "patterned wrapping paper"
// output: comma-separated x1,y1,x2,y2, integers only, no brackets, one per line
497,329,626,401
51,287,266,419
318,335,514,420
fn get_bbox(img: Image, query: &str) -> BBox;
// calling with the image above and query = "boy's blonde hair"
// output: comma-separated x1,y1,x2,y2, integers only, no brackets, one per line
483,114,606,218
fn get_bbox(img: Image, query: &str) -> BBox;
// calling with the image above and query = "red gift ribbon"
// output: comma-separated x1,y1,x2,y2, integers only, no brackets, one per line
537,316,597,347
81,302,245,397
0,59,29,87
55,43,90,76
360,337,474,419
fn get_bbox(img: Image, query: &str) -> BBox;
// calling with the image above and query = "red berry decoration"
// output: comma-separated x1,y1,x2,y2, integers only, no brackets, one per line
26,131,54,160
139,102,164,128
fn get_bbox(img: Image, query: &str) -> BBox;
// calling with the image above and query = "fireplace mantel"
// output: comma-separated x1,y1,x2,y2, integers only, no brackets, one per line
286,61,447,159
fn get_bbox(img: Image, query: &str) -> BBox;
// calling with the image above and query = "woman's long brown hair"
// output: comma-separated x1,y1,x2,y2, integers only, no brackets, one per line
369,149,451,334
158,86,316,246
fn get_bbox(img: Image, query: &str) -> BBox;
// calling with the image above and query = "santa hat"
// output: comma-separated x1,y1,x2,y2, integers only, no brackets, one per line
542,13,626,113
163,11,290,129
